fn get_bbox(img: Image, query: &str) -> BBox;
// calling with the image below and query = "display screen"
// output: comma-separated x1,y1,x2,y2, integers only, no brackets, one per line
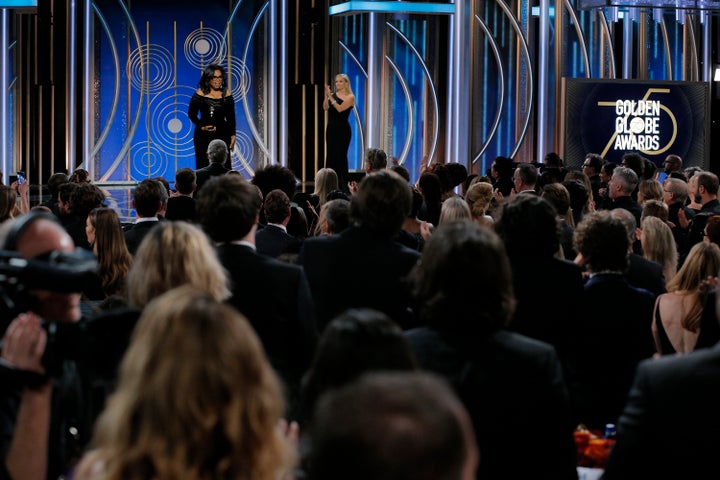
562,78,710,169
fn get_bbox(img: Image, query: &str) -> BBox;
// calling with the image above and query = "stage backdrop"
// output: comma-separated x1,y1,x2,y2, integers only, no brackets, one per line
91,0,265,185
562,78,710,169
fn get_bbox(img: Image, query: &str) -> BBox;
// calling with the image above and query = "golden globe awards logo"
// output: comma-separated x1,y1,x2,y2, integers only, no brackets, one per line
598,88,678,157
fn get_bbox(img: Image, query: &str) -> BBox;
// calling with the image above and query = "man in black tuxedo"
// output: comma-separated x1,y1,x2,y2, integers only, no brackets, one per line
195,139,230,192
603,166,643,227
603,285,720,479
165,167,196,222
255,189,302,258
297,170,420,331
123,178,167,255
196,174,316,420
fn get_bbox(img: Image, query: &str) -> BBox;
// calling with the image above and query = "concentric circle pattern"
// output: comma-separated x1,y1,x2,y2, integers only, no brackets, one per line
147,85,197,157
130,141,169,180
231,131,255,176
228,57,252,99
184,27,227,69
127,43,175,94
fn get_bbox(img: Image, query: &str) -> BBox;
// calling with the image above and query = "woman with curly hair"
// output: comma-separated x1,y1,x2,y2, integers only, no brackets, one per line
84,207,132,300
73,286,296,480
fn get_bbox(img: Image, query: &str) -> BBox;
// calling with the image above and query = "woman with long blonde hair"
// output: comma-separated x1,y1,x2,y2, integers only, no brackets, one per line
125,221,230,309
639,215,678,283
323,73,355,189
312,167,339,206
652,241,720,355
74,286,296,479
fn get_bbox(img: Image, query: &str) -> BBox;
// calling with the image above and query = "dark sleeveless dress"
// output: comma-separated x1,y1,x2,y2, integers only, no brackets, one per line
655,294,720,355
188,93,236,169
325,95,352,189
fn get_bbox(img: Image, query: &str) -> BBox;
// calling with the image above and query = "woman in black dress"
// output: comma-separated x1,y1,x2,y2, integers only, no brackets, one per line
188,64,236,169
324,73,355,190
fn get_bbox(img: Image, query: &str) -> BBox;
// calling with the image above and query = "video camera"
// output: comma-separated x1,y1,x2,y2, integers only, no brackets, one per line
0,248,98,378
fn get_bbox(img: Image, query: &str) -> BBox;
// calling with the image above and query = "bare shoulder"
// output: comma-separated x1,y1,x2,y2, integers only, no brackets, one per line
195,88,204,96
225,89,233,97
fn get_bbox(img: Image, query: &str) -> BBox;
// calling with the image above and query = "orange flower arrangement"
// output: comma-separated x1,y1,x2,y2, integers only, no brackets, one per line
574,424,616,468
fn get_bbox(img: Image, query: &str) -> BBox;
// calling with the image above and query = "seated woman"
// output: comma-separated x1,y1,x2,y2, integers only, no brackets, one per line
83,207,133,302
652,241,720,355
73,286,296,480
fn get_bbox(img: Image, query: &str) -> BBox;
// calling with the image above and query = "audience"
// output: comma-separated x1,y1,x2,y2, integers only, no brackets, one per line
638,215,678,283
652,241,720,356
298,170,420,331
312,198,351,236
164,167,196,222
123,179,167,255
405,221,578,480
194,138,230,192
255,189,303,258
73,286,296,480
308,372,478,480
83,207,132,301
464,181,495,228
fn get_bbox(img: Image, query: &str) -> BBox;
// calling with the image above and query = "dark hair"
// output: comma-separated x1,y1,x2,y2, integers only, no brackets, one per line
47,173,69,198
515,163,539,188
174,168,196,195
251,165,298,200
584,153,604,173
495,194,560,259
411,221,515,337
309,372,469,480
621,152,646,179
153,177,171,197
390,164,411,183
544,152,563,168
350,170,412,237
263,189,291,224
574,210,629,273
69,168,91,184
197,174,261,242
198,63,227,95
133,179,167,218
365,148,388,172
601,161,618,176
697,171,720,196
642,157,657,180
491,156,514,178
58,182,78,204
326,189,351,202
705,215,720,246
301,308,418,422
70,183,106,218
446,163,468,187
428,164,454,193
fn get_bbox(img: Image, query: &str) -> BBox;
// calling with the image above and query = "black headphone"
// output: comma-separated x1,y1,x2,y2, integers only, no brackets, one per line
3,211,62,251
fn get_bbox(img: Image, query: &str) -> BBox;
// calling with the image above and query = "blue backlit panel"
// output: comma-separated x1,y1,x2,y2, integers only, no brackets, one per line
329,2,454,16
0,1,36,6
577,0,720,9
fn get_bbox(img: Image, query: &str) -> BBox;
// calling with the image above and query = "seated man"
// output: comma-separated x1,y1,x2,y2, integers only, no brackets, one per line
123,178,167,255
255,189,302,258
195,139,230,192
308,371,478,480
165,167,196,222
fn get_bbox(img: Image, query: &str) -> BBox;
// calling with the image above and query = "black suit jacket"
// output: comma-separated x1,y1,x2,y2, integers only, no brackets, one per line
606,195,643,227
195,162,229,192
165,195,196,222
626,252,666,299
123,220,160,255
297,226,420,331
217,243,317,418
406,327,578,480
570,273,656,430
255,224,302,258
603,342,720,479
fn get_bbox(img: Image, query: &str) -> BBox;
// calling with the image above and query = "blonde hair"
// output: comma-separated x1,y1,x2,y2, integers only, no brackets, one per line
638,179,664,205
336,73,353,95
313,168,339,205
438,197,472,225
640,216,678,283
666,241,720,332
126,222,230,308
465,182,494,219
77,286,295,480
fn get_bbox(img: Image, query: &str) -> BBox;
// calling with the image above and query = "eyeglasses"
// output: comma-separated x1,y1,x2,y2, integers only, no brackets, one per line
212,75,224,79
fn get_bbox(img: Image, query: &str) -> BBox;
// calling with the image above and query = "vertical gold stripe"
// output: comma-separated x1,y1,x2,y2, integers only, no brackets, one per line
227,21,232,91
638,11,647,80
146,21,150,178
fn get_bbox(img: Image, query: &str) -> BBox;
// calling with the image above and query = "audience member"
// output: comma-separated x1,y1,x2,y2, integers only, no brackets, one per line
582,153,604,201
416,171,443,227
620,152,646,199
194,138,230,192
299,308,418,426
446,163,468,194
65,183,106,251
389,164,411,183
541,182,576,260
563,178,590,227
437,196,471,225
73,287,296,480
307,372,478,480
602,165,643,226
641,199,669,224
164,167,196,222
512,162,539,195
494,194,584,374
68,168,91,184
570,210,656,430
252,164,309,238
57,182,78,226
364,148,388,174
298,170,420,330
677,171,720,262
123,178,167,255
405,221,578,480
464,181,495,227
564,170,595,215
256,189,303,258
313,198,351,237
197,174,317,420
657,153,682,183
396,187,425,251
596,161,617,207
637,178,664,205
603,283,720,479
704,214,720,247
639,215,678,283
490,156,515,197
38,172,69,217
312,167,338,206
0,186,19,224
83,207,132,301
652,241,720,356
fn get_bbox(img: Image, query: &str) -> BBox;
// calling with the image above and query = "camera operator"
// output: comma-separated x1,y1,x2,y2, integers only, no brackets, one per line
0,212,90,479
